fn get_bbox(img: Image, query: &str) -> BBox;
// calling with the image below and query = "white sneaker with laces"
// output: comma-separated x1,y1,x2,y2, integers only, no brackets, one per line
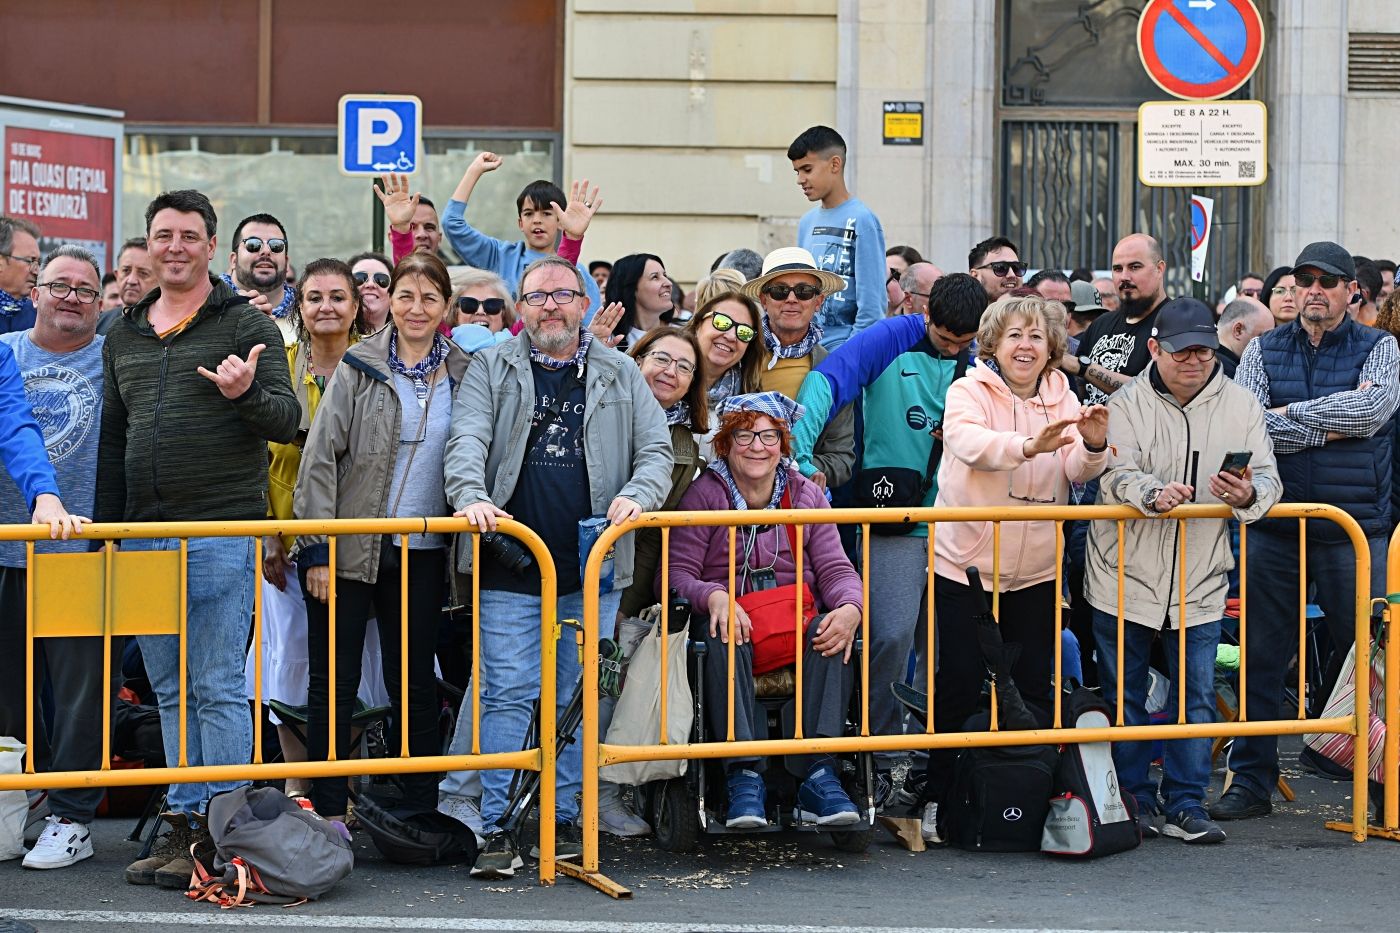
920,801,943,845
23,816,93,869
438,793,486,846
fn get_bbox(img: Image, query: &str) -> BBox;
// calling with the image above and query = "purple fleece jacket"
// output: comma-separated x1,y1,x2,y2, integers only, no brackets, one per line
664,468,864,618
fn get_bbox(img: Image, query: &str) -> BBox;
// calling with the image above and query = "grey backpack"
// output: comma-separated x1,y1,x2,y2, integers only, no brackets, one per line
187,786,353,907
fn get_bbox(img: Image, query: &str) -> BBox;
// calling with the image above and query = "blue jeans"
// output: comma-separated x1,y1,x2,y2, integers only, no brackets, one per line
1224,531,1385,799
130,536,255,815
476,587,621,829
1092,609,1219,815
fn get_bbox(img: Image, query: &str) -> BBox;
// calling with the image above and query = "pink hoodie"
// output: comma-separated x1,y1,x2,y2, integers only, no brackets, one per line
932,363,1107,591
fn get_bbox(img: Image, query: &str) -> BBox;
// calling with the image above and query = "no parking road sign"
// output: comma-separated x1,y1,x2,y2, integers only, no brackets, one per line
338,94,423,176
1137,0,1264,101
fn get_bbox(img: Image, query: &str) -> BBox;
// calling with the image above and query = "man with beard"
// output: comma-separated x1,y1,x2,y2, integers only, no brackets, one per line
444,255,670,878
968,235,1025,302
1061,233,1170,406
223,213,296,343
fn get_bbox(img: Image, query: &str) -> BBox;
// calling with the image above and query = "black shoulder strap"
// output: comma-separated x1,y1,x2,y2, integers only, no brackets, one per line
919,350,970,497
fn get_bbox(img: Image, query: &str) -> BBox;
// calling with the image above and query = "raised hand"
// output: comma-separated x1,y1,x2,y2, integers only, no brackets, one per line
470,151,503,175
552,179,603,239
1022,417,1078,458
586,301,625,348
1077,404,1109,449
374,173,420,231
198,343,266,399
239,288,275,317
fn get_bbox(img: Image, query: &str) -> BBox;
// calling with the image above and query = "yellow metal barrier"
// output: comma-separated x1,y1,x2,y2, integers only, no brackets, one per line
0,516,563,884
572,502,1376,896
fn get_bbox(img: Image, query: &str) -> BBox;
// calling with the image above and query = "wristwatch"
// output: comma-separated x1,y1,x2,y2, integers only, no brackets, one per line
1077,355,1093,375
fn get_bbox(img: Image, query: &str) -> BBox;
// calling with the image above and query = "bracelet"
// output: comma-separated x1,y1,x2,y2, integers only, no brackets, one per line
1083,438,1108,453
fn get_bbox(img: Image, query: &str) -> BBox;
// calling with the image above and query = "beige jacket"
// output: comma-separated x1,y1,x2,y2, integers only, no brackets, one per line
1084,364,1282,629
293,326,472,583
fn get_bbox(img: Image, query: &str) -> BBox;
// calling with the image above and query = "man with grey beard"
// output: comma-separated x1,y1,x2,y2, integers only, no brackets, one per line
444,255,671,878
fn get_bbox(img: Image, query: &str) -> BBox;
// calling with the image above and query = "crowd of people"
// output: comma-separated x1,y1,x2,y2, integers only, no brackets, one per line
0,120,1394,884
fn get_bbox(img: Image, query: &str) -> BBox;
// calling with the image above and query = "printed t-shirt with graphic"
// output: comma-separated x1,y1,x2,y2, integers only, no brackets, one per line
0,331,104,566
1074,305,1164,406
478,362,592,595
797,197,887,350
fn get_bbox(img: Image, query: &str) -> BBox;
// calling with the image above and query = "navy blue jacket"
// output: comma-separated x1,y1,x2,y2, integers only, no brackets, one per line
1255,318,1391,542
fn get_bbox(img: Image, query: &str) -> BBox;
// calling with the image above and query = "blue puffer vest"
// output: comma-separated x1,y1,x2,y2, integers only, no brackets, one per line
1255,317,1392,542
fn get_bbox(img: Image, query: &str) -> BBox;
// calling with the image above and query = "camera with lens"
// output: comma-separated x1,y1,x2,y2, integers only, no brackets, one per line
481,531,534,576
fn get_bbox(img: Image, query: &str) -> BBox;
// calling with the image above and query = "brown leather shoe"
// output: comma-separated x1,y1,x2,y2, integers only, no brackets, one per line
153,813,209,889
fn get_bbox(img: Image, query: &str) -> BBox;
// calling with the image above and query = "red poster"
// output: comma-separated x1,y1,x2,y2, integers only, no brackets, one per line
4,126,116,259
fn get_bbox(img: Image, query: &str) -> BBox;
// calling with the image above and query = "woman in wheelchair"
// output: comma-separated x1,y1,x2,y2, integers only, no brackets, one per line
667,392,864,829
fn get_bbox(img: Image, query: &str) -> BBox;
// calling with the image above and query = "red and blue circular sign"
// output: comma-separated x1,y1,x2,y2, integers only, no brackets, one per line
1137,0,1264,101
1190,198,1209,249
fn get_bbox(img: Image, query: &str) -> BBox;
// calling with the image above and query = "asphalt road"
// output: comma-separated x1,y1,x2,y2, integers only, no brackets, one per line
2,739,1397,933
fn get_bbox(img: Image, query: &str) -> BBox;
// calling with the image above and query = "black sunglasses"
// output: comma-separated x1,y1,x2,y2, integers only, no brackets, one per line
353,271,390,288
240,236,286,254
458,296,507,316
762,283,823,301
1294,271,1346,290
974,260,1027,278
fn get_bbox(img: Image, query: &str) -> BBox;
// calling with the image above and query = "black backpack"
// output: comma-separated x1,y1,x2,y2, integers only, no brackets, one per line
1041,686,1141,858
354,796,479,866
939,711,1060,852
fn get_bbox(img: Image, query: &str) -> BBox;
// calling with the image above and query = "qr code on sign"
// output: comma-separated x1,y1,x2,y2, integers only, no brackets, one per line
1239,160,1257,179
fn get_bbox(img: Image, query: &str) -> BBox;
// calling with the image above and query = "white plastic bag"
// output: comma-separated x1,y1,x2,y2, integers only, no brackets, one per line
0,737,27,860
601,623,691,785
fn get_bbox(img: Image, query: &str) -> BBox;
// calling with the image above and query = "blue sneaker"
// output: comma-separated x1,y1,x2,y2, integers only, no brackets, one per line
725,769,767,829
796,765,860,827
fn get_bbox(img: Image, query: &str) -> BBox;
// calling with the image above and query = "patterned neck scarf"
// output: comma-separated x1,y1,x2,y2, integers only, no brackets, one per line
707,457,789,513
388,330,450,403
761,312,822,369
706,365,743,408
664,399,692,427
529,328,593,373
0,288,28,320
221,274,295,319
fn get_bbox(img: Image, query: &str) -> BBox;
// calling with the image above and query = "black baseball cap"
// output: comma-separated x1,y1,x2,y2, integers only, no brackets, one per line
1150,297,1218,352
1290,241,1355,280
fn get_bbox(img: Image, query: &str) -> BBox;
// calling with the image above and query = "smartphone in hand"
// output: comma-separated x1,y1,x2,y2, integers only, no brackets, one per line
1220,450,1252,478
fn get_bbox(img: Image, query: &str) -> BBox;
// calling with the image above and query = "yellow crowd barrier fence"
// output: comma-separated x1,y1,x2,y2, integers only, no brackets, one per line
573,502,1385,897
0,517,565,884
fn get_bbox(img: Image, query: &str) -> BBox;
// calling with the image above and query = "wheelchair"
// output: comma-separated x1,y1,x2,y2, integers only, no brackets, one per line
639,621,876,855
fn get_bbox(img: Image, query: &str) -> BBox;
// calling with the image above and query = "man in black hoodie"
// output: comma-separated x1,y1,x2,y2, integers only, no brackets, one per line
98,189,297,887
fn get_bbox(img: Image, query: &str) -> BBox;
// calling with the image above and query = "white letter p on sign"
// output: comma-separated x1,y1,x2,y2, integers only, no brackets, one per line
357,108,402,165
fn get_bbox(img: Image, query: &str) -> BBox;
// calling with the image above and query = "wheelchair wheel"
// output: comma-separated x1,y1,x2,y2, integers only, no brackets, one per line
829,826,872,853
652,777,701,853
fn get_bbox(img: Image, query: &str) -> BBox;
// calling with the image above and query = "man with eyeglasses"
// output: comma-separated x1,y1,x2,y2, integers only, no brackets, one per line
1085,297,1281,845
792,272,987,813
743,247,856,490
223,213,296,343
0,215,42,334
896,262,943,317
1061,233,1171,407
0,244,111,869
1222,241,1400,822
968,236,1025,302
445,255,671,878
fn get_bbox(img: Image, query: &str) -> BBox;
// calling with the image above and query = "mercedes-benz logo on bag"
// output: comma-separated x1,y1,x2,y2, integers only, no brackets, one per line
1002,807,1023,821
873,475,895,501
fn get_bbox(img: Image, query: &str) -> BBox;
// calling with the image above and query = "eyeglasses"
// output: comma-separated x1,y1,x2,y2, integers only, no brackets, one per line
906,289,933,302
762,283,823,302
1294,271,1346,290
458,296,507,316
887,268,901,284
0,251,40,269
1167,346,1217,362
732,428,782,448
974,261,1028,278
240,237,286,254
1271,285,1297,296
707,311,756,343
353,270,390,288
642,350,696,377
37,281,101,304
522,288,580,306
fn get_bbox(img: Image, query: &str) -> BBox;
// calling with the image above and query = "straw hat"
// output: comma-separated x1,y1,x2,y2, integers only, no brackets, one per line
739,247,847,301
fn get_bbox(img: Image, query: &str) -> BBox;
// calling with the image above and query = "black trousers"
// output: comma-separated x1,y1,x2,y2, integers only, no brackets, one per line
923,576,1056,805
302,545,445,816
0,565,122,823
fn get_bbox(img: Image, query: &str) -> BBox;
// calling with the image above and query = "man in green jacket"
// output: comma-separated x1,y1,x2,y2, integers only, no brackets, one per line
97,189,298,888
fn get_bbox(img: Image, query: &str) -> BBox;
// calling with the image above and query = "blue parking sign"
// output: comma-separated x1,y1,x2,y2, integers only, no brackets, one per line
338,95,423,176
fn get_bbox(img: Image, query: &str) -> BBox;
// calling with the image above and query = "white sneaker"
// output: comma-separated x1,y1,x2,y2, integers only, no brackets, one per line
23,791,50,845
23,816,93,869
920,801,943,845
597,782,651,837
438,794,486,846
